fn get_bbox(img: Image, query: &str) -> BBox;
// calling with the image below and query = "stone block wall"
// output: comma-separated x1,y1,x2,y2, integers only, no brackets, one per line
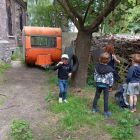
0,0,8,40
0,40,12,63
0,0,27,63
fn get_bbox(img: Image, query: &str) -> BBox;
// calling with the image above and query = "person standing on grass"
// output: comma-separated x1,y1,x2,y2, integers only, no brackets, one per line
54,54,72,103
92,52,114,117
126,54,140,112
104,44,120,82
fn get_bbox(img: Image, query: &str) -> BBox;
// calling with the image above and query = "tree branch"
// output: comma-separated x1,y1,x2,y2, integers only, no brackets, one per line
57,0,84,29
83,0,95,23
85,0,121,32
66,0,83,25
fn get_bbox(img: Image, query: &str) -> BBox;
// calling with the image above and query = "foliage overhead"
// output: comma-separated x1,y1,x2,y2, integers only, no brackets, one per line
102,0,140,34
27,0,140,34
28,0,67,30
56,0,121,33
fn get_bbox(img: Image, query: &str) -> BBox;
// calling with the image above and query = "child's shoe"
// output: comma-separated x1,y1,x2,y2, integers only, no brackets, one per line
103,111,112,117
92,108,100,113
133,105,136,112
59,98,62,103
129,106,134,113
63,99,68,103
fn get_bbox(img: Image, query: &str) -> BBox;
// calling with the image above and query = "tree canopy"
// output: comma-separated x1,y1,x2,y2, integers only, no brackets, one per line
57,0,121,33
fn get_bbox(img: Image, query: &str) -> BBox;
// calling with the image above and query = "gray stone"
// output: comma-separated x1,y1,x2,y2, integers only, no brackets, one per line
0,0,27,63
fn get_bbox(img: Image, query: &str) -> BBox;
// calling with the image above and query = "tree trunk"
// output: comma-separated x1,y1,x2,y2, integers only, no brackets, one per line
71,31,92,88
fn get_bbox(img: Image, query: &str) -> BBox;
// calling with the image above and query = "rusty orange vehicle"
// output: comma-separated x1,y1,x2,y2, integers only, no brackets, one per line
22,26,62,67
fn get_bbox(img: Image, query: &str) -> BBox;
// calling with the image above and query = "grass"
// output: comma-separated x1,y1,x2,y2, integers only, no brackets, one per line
50,94,104,131
0,96,6,106
0,62,11,75
11,46,23,61
10,119,33,140
44,70,140,140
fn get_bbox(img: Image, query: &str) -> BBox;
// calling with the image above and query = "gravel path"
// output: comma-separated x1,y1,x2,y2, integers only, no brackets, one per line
0,63,49,140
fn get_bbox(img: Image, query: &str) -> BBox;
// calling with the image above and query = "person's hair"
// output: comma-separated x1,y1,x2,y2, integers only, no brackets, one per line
99,52,110,64
132,54,140,64
104,44,115,54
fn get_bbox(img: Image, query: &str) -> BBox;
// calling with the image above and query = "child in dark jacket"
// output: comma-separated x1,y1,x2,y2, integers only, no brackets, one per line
126,54,140,112
54,54,72,103
92,52,114,117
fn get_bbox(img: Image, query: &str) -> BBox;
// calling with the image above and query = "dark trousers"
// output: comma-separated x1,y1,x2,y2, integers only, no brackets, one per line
93,87,109,112
58,79,68,100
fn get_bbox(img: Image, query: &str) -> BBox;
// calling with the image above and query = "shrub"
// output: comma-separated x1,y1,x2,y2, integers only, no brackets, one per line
11,119,33,140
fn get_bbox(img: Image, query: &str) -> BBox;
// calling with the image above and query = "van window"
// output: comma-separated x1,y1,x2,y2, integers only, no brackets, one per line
31,36,56,48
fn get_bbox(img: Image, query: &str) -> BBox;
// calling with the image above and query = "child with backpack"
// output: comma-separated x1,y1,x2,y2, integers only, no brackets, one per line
92,52,114,117
126,54,140,112
54,54,72,103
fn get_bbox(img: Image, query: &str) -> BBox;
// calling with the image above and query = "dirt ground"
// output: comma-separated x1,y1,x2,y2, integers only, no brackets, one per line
0,62,113,140
0,62,50,140
2,62,140,140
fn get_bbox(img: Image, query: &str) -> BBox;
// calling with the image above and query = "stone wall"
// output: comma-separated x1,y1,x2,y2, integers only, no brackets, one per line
0,40,12,63
0,0,8,40
0,0,27,62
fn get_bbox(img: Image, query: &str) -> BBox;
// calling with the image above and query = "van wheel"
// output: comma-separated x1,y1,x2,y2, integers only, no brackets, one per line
64,47,79,72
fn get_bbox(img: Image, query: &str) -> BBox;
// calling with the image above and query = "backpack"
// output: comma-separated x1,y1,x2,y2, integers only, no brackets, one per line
115,84,129,108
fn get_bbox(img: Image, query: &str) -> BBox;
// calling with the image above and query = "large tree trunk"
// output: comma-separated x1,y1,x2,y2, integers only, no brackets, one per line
71,31,92,88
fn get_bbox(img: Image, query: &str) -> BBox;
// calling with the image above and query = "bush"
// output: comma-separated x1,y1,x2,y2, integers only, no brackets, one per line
87,63,95,86
11,119,33,140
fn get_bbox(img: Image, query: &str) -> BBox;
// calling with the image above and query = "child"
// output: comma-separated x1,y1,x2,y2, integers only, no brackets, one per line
126,54,140,112
54,54,72,103
92,52,114,117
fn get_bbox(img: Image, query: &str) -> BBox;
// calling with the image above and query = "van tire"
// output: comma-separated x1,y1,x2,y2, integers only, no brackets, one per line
64,47,79,72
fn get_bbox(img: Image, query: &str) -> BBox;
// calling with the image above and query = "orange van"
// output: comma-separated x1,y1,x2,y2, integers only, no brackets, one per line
22,26,62,67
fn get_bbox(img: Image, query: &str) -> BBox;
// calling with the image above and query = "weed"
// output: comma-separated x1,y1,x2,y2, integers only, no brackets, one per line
11,47,23,61
0,96,6,106
47,74,58,86
0,62,11,75
106,108,140,140
10,119,33,140
44,91,55,102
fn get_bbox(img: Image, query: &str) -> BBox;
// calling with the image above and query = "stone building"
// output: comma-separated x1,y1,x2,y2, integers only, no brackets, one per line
0,0,27,62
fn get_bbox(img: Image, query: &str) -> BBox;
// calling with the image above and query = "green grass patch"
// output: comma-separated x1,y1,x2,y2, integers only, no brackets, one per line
49,94,104,131
105,100,140,140
10,119,34,140
0,62,11,75
45,71,140,139
11,47,23,61
0,96,6,106
45,70,58,86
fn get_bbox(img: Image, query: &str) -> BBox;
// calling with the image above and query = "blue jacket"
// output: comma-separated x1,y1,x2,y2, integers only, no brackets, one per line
126,65,140,83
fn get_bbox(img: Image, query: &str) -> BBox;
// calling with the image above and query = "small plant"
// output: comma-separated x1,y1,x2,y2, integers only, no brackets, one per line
11,47,23,61
106,110,140,140
47,74,58,85
0,62,11,74
11,119,33,140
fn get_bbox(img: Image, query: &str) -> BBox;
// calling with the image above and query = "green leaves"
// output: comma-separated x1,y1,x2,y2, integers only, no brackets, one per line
28,0,67,29
106,110,140,140
11,119,33,140
102,1,140,34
